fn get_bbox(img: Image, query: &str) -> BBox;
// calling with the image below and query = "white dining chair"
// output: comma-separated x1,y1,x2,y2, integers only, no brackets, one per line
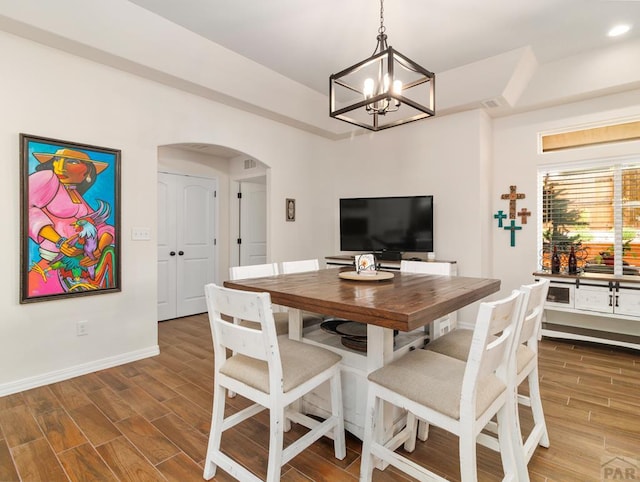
281,258,320,273
203,284,346,482
399,259,452,275
229,262,280,281
426,278,551,464
230,262,323,335
514,278,551,462
360,289,530,482
400,260,457,337
229,263,290,335
280,259,325,326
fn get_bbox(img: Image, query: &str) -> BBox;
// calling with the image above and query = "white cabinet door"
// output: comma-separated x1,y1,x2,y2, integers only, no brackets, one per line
158,173,216,321
574,285,613,314
615,287,640,317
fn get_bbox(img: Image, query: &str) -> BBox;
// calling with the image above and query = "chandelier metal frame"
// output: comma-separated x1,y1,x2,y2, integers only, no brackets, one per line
329,0,435,131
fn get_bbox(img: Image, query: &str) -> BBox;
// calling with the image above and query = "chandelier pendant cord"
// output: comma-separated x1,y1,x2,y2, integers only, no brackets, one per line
372,0,388,56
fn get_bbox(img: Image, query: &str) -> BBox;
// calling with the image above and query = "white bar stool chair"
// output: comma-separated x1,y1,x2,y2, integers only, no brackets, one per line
281,258,320,273
280,258,325,326
203,284,346,482
360,289,530,482
426,278,551,463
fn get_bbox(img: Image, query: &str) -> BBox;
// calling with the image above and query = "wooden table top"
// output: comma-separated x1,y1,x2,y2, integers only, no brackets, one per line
224,268,500,332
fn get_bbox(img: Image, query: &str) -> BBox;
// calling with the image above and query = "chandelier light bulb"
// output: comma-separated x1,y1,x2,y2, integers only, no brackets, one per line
392,79,402,107
363,78,375,98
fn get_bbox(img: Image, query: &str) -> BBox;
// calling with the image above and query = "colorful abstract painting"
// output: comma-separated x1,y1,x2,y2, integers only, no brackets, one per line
20,134,121,303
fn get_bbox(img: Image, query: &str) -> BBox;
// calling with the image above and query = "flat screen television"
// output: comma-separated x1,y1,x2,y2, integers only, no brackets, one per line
340,195,433,253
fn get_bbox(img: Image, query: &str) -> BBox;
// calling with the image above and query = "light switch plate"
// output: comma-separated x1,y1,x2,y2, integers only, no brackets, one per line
131,227,151,240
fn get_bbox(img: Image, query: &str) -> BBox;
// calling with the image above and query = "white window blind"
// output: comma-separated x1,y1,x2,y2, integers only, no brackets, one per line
538,160,640,276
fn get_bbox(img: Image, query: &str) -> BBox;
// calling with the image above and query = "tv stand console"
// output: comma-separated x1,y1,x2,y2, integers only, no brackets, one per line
533,272,640,351
325,255,456,271
376,250,402,261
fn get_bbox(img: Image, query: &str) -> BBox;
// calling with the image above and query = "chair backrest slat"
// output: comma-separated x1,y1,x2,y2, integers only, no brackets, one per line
205,284,279,364
214,317,269,360
281,259,320,274
518,279,550,348
229,263,279,280
463,290,526,404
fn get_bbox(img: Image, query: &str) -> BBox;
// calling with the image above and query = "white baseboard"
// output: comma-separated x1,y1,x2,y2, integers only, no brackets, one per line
0,345,160,397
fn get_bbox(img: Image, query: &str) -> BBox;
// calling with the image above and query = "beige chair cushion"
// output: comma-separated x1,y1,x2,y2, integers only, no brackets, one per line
368,349,505,420
426,329,474,361
239,311,323,336
220,338,341,394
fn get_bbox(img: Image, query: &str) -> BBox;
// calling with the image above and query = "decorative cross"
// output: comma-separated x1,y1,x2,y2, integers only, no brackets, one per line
518,207,532,224
504,220,522,247
493,210,507,228
500,185,525,219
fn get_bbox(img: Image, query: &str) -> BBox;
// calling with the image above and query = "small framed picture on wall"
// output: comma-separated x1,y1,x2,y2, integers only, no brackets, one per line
286,198,296,222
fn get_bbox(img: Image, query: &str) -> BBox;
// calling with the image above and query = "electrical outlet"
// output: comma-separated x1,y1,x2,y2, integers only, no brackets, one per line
76,320,88,336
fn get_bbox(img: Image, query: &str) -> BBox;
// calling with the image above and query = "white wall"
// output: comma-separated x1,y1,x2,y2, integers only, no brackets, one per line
0,31,333,394
331,110,493,278
492,89,640,296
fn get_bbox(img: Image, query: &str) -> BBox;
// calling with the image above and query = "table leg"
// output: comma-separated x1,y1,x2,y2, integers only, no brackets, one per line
366,325,394,372
288,308,304,424
366,325,397,470
288,308,303,341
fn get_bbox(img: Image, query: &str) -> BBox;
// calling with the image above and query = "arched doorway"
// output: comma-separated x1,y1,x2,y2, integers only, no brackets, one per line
156,143,269,320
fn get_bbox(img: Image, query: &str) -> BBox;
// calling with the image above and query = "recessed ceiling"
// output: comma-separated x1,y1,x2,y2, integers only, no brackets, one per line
129,0,639,95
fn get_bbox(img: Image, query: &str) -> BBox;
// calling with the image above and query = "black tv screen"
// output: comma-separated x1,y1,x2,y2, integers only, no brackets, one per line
340,195,433,253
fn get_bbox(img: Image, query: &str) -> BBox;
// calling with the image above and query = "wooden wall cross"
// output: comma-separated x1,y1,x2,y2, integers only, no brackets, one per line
518,207,532,224
493,210,507,228
500,185,525,219
503,220,522,247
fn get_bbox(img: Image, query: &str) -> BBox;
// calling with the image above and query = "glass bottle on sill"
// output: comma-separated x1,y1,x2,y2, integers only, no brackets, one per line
551,245,561,274
568,246,577,274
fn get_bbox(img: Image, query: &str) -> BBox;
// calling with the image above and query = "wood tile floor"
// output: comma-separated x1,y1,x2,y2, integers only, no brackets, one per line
0,313,639,481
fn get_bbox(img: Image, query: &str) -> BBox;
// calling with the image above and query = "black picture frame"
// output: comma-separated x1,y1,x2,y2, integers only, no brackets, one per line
286,198,296,222
20,134,121,303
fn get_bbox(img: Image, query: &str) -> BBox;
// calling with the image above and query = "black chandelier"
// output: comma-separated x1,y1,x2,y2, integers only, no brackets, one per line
329,0,435,131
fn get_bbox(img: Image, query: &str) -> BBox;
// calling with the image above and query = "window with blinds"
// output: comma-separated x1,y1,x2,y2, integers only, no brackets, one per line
538,161,640,275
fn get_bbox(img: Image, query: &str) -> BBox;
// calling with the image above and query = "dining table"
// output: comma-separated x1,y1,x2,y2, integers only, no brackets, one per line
224,266,501,438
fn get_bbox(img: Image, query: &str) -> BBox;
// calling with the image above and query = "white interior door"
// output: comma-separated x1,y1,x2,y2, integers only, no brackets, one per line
158,172,217,321
157,174,177,321
239,179,267,266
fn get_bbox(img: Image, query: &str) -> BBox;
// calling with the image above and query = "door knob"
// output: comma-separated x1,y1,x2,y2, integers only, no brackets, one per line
169,251,176,256
178,251,184,256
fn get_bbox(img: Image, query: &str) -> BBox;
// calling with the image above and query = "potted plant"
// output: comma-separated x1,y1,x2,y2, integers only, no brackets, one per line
599,229,637,265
